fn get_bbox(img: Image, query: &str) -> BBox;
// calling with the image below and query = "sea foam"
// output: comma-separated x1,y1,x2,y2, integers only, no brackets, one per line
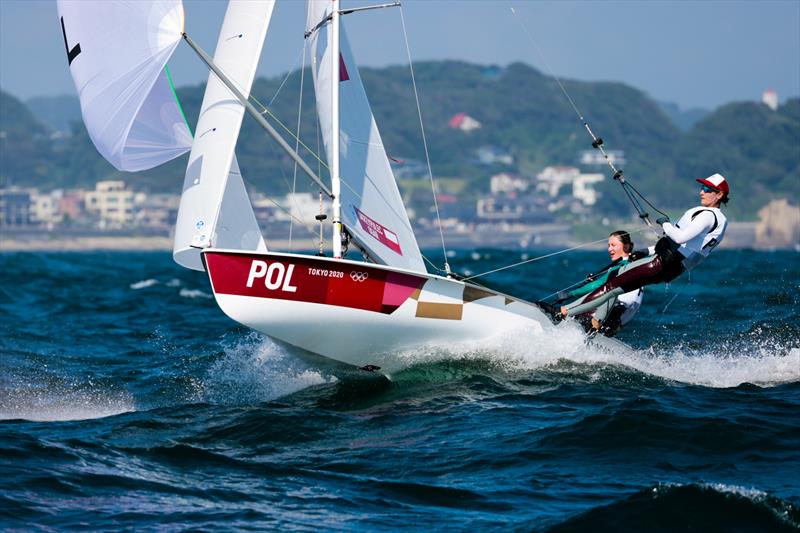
389,320,800,388
0,385,135,422
200,332,336,404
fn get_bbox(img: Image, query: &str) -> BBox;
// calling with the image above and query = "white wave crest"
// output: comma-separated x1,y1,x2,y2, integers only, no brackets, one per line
0,386,135,422
201,332,336,404
179,288,213,299
390,321,800,388
130,279,159,290
702,482,769,500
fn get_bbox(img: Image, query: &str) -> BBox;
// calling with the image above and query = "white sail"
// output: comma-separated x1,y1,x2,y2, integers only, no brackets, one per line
307,1,426,273
173,1,275,271
57,0,192,171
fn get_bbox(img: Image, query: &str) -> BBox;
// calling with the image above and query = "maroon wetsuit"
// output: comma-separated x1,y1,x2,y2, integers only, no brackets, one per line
576,238,685,312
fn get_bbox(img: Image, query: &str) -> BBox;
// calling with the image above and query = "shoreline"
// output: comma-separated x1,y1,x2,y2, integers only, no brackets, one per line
1,222,786,252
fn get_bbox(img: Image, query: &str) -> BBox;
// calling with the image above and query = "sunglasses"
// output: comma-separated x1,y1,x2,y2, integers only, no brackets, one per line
701,184,720,193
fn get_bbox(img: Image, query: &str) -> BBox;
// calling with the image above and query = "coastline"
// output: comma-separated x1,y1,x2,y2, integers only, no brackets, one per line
1,221,783,252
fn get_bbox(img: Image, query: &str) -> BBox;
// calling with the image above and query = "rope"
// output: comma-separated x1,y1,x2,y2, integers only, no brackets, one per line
461,227,650,282
267,46,305,107
661,272,690,313
257,78,319,251
247,56,439,264
399,5,450,275
249,93,330,172
289,42,309,249
538,278,592,303
507,3,667,232
261,193,325,250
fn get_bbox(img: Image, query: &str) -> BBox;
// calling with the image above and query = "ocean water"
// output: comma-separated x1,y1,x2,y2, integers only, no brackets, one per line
1,249,798,531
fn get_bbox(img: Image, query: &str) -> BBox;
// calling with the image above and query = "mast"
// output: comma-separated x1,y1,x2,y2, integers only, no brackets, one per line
305,0,425,272
331,0,343,258
182,32,332,199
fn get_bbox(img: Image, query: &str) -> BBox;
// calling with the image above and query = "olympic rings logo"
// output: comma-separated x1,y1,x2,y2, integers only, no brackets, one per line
350,271,369,282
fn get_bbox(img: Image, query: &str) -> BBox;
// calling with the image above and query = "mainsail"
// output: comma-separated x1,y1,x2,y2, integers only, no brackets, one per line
306,1,426,273
57,0,192,171
173,1,275,271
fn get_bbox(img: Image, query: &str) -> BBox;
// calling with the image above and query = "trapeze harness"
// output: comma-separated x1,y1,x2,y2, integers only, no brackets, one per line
566,207,727,318
562,257,644,336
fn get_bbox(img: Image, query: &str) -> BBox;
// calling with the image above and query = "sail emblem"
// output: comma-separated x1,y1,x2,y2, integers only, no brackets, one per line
353,207,403,255
350,271,369,282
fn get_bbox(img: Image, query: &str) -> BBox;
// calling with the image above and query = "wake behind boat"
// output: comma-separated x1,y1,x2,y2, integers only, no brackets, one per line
58,0,627,375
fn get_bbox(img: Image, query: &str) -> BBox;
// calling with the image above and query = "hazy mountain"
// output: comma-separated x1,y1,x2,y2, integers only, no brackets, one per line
0,91,54,187
675,98,800,219
657,100,710,131
26,94,81,134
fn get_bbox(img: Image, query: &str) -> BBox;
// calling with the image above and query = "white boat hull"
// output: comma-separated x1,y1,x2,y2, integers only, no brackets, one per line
203,249,553,374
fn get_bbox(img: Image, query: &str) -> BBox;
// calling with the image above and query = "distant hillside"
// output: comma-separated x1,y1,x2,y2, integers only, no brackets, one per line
26,95,81,134
2,61,798,220
675,99,800,219
657,101,709,131
0,91,55,187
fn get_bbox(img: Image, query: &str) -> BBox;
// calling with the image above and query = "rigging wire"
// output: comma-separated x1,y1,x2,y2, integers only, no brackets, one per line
250,79,418,243
239,9,443,269
249,92,329,173
461,227,651,282
257,61,321,251
289,41,309,249
259,192,325,249
258,110,322,250
399,4,451,275
661,272,690,313
267,45,306,108
506,3,668,229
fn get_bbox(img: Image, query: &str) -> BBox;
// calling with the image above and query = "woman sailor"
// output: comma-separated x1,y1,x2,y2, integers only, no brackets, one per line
560,173,730,320
551,231,644,337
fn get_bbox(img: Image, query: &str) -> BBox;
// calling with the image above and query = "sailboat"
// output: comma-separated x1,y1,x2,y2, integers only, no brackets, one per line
57,0,593,375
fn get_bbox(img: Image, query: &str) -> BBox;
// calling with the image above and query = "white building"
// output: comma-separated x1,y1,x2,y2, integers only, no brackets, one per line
536,166,580,197
30,190,60,228
85,180,135,228
134,193,180,228
490,173,528,195
572,173,604,206
762,89,778,111
477,146,514,166
476,196,524,220
536,165,604,206
448,112,482,132
252,192,330,223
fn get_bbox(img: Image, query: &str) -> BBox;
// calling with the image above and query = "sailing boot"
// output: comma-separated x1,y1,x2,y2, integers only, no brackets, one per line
536,301,563,323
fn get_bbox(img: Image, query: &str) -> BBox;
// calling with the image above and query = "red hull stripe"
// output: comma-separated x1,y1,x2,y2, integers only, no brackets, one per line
205,252,425,314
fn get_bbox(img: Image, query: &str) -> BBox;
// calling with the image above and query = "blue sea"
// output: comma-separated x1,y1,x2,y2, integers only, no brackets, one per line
1,249,799,531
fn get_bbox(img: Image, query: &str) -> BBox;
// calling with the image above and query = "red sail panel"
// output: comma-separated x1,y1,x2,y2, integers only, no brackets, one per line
339,53,349,82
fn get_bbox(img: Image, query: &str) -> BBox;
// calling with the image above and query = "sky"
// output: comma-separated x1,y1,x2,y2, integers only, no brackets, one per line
1,0,798,111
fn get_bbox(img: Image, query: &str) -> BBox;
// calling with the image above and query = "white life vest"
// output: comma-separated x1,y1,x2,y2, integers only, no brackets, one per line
617,288,643,326
672,206,728,270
